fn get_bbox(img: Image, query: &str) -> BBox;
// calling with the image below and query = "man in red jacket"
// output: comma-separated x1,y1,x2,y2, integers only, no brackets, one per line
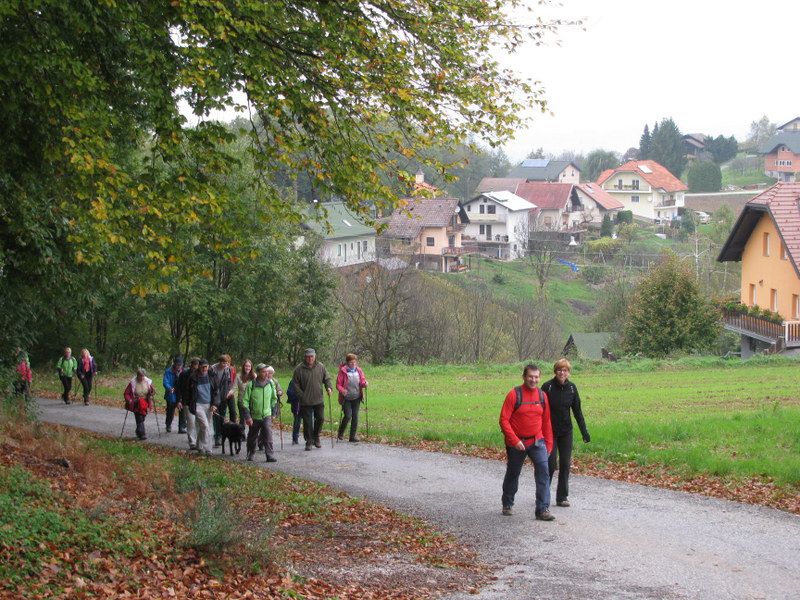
498,364,555,521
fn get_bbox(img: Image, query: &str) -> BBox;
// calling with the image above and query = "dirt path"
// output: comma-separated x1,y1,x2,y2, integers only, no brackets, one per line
37,398,800,599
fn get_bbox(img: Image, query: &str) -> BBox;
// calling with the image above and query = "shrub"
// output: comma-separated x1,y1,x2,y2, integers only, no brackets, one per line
687,160,722,192
617,210,633,224
491,273,506,285
581,265,608,285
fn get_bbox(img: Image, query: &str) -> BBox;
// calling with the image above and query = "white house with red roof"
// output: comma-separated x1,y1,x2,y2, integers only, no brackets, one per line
574,183,624,223
718,182,800,356
461,190,536,259
596,160,687,222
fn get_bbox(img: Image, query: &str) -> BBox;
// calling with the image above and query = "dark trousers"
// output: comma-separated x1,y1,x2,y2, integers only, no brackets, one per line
165,401,186,431
247,418,274,457
292,409,303,442
337,399,361,440
501,439,551,514
302,404,325,442
78,375,92,403
548,431,573,502
134,412,147,439
213,396,237,441
60,375,73,403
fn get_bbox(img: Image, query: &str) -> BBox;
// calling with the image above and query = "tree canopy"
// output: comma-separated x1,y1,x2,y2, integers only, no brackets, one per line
583,149,619,182
687,160,722,193
650,118,687,178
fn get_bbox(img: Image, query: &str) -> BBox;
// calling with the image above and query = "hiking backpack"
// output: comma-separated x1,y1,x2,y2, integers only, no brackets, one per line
512,385,545,412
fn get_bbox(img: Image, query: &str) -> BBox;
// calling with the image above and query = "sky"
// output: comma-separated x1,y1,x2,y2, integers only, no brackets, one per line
500,0,800,161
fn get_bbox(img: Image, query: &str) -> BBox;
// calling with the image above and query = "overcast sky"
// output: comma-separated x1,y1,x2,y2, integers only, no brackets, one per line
501,0,799,161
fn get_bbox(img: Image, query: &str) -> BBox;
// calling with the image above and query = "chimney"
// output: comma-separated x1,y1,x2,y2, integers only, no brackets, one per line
415,169,425,185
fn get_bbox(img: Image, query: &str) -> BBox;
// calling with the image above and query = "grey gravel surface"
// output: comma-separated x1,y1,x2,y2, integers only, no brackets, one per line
36,397,800,600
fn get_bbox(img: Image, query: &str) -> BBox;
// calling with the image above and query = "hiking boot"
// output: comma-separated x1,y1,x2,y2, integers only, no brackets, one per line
64,399,72,405
166,427,172,433
266,456,277,463
535,511,555,521
189,444,197,451
502,506,513,516
178,429,187,434
305,442,313,451
337,436,344,441
292,439,299,445
246,452,254,461
213,439,221,448
556,500,570,507
84,401,89,406
349,437,359,443
313,438,321,448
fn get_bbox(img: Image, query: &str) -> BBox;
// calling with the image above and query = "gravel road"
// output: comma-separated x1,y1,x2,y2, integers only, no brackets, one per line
36,398,800,599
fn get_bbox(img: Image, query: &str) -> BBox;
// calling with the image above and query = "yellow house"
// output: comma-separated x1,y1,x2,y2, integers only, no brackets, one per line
718,182,800,357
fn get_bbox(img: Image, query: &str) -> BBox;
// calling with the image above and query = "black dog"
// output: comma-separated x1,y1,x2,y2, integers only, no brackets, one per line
221,422,246,456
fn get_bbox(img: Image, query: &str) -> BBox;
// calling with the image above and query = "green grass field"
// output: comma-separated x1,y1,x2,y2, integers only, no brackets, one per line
33,355,800,492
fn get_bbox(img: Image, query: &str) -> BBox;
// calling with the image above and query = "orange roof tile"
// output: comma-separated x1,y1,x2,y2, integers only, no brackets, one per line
596,160,688,193
748,183,800,277
514,182,574,210
576,183,624,210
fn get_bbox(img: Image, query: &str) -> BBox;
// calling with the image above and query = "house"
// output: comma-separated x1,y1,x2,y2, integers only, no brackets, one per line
562,332,614,361
574,183,624,225
683,133,710,160
460,190,536,259
507,159,581,184
717,182,800,357
596,160,687,222
514,182,585,233
683,190,760,218
303,201,377,269
378,196,470,273
759,118,800,183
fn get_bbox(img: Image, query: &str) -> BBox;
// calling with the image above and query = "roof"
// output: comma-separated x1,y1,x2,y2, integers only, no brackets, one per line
683,191,760,217
596,160,688,192
514,182,574,210
717,182,800,278
469,190,536,212
575,183,624,210
683,133,708,146
305,201,376,240
508,159,580,181
759,131,800,154
475,177,525,194
777,117,800,131
382,196,467,239
563,332,613,360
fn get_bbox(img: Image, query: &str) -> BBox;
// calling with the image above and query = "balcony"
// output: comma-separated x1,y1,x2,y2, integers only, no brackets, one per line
442,246,469,256
612,184,641,191
468,213,503,223
722,309,800,348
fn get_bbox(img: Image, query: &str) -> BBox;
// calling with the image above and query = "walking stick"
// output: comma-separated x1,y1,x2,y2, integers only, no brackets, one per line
327,390,334,448
364,388,369,440
120,409,129,438
278,402,284,451
152,398,161,438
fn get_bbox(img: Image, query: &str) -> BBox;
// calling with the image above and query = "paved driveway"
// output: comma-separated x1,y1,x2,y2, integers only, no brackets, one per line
36,398,800,599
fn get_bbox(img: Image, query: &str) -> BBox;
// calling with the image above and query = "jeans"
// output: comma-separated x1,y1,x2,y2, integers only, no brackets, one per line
60,375,73,403
548,431,573,503
338,398,361,440
247,417,274,458
501,438,551,514
302,404,325,443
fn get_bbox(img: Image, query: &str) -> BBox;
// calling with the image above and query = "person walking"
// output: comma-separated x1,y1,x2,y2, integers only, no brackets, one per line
234,359,256,426
162,356,184,433
541,358,591,508
190,359,218,456
75,348,97,406
499,363,554,521
14,347,32,401
241,364,279,463
56,347,78,404
177,357,200,448
335,353,368,442
286,378,303,445
210,354,236,447
123,368,155,440
291,348,332,451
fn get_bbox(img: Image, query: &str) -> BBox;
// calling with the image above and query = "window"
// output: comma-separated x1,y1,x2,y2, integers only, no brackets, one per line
631,195,640,203
479,205,485,214
793,294,799,320
763,232,770,257
363,240,368,252
487,205,496,214
749,283,757,306
426,237,435,247
544,216,553,227
781,243,789,260
770,289,778,312
632,179,640,190
467,205,471,212
616,179,623,189
337,244,341,257
479,224,485,234
350,242,354,250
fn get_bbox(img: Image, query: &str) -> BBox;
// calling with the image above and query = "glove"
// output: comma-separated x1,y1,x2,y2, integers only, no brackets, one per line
583,433,591,443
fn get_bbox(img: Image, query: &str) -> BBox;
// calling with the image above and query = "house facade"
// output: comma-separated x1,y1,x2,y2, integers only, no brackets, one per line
461,191,535,260
507,159,581,184
718,183,800,357
303,201,376,268
574,183,624,225
596,160,687,222
379,196,469,272
760,119,800,183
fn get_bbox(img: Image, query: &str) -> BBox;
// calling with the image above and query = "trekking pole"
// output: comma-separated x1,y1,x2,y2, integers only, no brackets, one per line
152,398,161,438
364,388,369,439
327,389,334,448
278,402,284,451
120,409,129,438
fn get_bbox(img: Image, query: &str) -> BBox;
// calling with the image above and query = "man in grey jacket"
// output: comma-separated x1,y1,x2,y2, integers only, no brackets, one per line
291,348,332,451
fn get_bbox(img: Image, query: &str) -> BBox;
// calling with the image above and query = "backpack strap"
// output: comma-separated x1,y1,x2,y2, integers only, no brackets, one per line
513,385,544,411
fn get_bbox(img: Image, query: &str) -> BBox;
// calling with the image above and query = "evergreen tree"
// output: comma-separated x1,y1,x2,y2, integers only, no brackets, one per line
600,213,613,237
687,160,722,192
651,117,687,178
639,124,652,159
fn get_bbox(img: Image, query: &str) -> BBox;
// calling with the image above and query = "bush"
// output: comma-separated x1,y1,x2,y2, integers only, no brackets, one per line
581,265,608,285
617,210,633,224
491,273,506,285
687,160,722,192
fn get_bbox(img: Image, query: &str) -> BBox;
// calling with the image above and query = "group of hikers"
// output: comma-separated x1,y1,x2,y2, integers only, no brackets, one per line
47,344,590,521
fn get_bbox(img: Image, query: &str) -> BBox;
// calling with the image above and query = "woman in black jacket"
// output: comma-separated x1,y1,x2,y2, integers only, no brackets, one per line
541,358,591,507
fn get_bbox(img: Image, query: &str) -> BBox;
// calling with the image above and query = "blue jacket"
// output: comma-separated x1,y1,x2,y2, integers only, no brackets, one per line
163,367,182,403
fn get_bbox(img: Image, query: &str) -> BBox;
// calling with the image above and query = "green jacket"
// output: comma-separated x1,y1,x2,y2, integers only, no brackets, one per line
291,361,332,406
56,356,78,378
241,379,278,421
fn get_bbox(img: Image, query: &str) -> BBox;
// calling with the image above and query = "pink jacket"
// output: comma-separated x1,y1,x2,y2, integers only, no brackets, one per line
124,377,155,415
336,364,367,404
